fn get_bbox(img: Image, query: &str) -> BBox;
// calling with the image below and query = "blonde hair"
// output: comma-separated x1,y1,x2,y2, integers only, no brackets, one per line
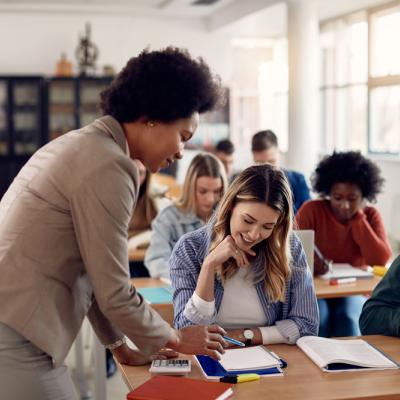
176,152,227,216
210,164,293,302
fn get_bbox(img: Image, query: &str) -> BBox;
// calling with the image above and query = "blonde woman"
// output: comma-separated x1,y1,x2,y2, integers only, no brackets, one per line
145,152,227,279
171,164,318,346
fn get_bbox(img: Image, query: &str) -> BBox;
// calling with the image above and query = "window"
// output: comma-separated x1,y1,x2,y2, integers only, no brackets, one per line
368,3,400,154
321,2,400,156
320,13,368,153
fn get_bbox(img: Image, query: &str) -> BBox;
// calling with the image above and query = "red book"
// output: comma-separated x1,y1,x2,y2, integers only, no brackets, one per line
127,375,233,400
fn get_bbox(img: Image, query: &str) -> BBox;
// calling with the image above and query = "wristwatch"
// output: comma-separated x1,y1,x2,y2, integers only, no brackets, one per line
243,329,254,347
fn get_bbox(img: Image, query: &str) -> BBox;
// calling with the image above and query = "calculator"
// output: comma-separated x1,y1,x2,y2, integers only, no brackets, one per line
149,359,191,375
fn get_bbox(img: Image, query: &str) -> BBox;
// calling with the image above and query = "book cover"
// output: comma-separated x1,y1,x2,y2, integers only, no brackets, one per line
195,353,283,380
137,286,173,304
297,336,399,372
126,375,233,400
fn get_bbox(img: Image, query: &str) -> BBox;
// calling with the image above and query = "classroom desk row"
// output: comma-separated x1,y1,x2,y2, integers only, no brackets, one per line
118,335,400,400
131,275,383,326
83,274,383,400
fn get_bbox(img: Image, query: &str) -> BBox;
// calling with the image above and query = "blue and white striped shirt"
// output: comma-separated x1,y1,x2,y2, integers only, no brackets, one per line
170,224,319,343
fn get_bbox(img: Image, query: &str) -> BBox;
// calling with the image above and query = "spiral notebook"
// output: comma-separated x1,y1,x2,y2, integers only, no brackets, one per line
195,346,285,379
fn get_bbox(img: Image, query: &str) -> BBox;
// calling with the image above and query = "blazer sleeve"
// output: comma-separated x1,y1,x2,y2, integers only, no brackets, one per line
145,208,177,280
359,255,400,336
70,158,172,356
350,208,392,265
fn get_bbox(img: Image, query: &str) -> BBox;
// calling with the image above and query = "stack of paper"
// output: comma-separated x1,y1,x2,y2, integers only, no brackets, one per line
320,263,374,280
219,346,281,371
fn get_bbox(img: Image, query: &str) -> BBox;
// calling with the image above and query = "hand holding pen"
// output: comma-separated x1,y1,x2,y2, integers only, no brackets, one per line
314,245,333,275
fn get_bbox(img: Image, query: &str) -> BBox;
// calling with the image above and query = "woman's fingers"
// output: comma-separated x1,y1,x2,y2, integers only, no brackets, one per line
208,324,227,336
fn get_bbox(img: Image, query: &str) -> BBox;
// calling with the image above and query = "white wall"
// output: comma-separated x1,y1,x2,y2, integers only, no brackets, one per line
375,159,400,252
0,12,233,81
1,10,399,251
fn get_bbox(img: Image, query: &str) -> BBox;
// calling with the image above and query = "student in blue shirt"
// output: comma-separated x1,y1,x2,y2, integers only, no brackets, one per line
251,130,310,213
145,152,227,279
170,164,318,346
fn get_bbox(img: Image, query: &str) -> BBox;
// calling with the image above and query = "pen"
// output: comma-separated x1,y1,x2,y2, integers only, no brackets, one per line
223,335,245,347
329,277,357,285
220,373,260,383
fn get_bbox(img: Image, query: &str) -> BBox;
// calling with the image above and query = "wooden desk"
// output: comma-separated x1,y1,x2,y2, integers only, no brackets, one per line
132,278,174,325
118,335,400,400
129,247,147,262
314,275,381,299
152,173,182,199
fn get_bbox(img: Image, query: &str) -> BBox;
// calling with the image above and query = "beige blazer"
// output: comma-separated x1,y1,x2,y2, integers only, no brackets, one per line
0,116,172,366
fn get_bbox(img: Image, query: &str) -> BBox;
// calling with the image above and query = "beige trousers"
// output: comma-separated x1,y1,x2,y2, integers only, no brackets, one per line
0,322,78,400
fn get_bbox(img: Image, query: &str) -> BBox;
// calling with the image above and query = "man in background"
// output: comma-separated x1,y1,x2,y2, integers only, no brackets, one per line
251,130,310,213
215,139,235,181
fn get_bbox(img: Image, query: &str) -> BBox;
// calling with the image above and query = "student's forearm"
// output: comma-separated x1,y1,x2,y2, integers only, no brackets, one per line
195,260,217,301
351,216,391,264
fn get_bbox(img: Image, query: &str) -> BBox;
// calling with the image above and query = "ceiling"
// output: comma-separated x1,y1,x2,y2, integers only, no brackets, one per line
0,0,391,35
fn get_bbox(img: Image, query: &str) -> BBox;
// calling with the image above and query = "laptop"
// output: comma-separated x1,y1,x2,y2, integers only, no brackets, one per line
296,230,315,275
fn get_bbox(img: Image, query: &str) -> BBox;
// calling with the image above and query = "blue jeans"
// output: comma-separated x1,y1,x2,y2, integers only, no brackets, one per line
318,296,366,337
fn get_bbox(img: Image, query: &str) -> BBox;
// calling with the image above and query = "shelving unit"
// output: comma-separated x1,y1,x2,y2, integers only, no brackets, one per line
0,75,112,197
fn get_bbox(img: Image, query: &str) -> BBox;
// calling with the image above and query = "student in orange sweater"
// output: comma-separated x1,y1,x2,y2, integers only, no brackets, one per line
296,151,391,337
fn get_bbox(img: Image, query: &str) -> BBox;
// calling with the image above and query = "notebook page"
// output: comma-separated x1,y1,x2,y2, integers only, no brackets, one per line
320,264,373,280
219,346,280,371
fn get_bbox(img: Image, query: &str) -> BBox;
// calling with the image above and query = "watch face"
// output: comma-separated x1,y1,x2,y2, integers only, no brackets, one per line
244,329,254,340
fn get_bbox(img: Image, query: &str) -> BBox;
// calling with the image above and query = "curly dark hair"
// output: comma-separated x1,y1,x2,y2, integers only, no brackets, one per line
100,47,223,123
311,151,384,202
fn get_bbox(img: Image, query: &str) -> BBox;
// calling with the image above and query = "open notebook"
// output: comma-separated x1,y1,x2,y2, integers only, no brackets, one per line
195,346,284,379
319,263,374,280
297,336,399,372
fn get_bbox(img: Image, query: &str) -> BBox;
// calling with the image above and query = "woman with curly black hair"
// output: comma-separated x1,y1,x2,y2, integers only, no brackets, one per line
296,151,392,338
0,47,227,399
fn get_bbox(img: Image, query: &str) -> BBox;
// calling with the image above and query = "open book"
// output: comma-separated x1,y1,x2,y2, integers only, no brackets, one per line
297,336,399,372
320,263,374,280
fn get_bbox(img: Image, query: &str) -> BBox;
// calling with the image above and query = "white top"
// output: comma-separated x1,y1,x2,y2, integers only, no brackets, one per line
192,268,287,344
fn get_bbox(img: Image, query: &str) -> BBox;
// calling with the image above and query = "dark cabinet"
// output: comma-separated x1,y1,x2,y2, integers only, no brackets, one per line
48,77,111,139
0,76,46,156
0,76,112,198
0,76,46,197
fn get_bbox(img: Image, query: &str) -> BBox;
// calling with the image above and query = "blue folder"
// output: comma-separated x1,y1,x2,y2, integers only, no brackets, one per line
194,355,283,379
137,286,173,304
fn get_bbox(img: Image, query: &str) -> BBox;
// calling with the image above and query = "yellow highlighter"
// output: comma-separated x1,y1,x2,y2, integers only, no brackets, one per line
220,373,260,383
372,265,388,277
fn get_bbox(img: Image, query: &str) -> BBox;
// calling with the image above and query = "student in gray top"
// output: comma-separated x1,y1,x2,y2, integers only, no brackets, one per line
145,153,227,279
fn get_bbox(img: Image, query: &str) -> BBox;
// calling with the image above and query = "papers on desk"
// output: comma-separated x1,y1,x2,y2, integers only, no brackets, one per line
128,230,152,250
297,336,399,372
320,263,374,280
195,346,284,379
